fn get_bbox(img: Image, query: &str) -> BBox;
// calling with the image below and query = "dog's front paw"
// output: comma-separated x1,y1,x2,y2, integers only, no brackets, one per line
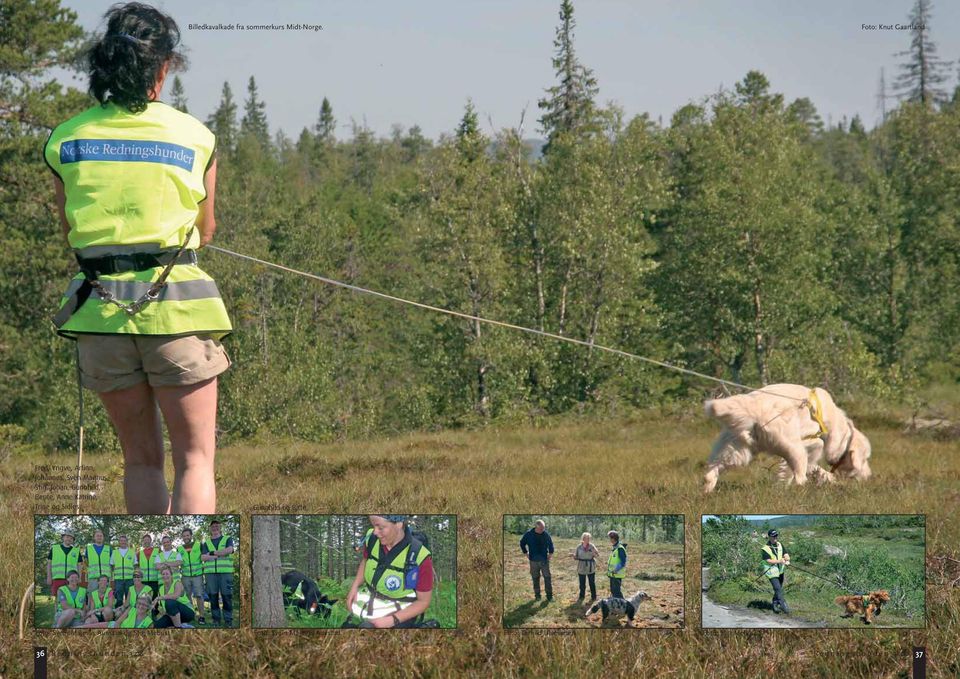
808,466,836,485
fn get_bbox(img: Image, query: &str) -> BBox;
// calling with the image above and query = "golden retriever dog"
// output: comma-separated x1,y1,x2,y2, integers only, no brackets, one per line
835,590,890,624
702,383,872,492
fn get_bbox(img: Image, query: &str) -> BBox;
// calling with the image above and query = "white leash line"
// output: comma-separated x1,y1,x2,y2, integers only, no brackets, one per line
207,244,806,402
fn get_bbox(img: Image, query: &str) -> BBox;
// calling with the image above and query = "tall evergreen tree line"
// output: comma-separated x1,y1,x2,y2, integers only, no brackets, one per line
2,0,959,452
277,515,456,581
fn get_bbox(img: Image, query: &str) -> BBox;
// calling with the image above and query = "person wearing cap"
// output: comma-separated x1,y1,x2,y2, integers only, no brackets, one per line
123,569,154,608
344,515,434,628
53,570,87,628
606,530,627,599
762,529,791,614
520,520,554,602
201,519,234,627
47,530,82,601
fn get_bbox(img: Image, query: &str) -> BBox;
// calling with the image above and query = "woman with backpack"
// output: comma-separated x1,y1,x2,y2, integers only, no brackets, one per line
344,515,435,628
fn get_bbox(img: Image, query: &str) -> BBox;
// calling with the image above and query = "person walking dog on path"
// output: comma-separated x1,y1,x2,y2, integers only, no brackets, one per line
762,529,791,614
520,520,554,602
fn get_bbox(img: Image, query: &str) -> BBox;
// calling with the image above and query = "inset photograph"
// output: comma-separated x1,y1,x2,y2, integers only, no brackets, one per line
252,514,456,629
35,515,239,629
701,514,925,628
502,515,684,629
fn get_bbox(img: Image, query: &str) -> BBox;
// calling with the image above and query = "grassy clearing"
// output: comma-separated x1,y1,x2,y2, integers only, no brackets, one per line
502,535,683,628
2,413,959,677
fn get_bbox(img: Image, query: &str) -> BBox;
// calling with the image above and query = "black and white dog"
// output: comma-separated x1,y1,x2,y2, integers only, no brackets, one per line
587,591,651,624
281,570,337,617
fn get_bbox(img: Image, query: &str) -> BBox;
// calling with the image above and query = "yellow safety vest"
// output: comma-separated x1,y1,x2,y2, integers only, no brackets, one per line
178,541,204,577
138,548,158,581
155,549,182,580
85,543,112,580
50,544,80,580
91,589,113,610
607,544,627,578
362,530,430,602
762,543,785,578
57,586,86,614
113,548,135,580
43,101,231,338
114,608,154,629
126,584,153,606
203,535,234,574
159,581,193,612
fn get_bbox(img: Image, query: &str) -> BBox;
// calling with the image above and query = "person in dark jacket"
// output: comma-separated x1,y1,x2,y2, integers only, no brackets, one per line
520,520,554,602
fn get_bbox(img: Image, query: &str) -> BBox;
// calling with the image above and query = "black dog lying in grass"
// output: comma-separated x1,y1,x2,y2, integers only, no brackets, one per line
587,591,651,624
281,570,337,617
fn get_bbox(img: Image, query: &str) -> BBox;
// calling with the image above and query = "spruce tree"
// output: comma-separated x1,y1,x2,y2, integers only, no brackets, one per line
455,100,483,162
315,96,335,143
170,75,188,112
537,0,598,151
241,75,270,148
205,81,238,156
894,0,953,106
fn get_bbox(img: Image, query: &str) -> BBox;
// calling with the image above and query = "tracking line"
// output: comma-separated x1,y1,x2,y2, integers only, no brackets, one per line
207,245,806,402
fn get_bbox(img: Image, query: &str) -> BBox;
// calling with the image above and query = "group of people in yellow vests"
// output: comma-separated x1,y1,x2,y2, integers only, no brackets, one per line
46,520,235,628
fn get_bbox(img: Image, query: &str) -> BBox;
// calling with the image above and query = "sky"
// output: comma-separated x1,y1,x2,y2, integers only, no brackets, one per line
55,0,960,140
702,515,785,523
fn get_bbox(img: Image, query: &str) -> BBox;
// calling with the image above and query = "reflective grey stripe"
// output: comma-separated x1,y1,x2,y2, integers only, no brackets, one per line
75,243,184,258
63,278,222,301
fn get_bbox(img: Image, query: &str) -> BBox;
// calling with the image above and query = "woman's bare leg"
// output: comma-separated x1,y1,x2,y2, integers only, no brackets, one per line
155,377,218,513
98,382,169,513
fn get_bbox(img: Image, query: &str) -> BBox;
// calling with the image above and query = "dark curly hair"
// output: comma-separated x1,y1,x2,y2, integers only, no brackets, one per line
86,2,186,113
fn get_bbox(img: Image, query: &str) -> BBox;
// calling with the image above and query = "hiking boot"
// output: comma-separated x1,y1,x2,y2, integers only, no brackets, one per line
546,595,554,602
534,595,541,601
577,596,584,603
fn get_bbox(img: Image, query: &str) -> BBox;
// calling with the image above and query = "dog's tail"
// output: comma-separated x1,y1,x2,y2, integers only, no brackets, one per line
587,602,601,615
703,396,749,428
833,596,847,605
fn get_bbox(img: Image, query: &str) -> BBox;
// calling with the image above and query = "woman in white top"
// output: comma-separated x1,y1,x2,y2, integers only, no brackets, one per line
573,532,600,602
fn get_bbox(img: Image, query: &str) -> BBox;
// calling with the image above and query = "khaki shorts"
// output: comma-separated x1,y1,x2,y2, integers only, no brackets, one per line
77,334,230,392
181,575,205,598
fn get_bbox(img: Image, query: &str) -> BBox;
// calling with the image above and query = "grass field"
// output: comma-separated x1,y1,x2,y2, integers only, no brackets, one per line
3,412,960,677
502,535,683,628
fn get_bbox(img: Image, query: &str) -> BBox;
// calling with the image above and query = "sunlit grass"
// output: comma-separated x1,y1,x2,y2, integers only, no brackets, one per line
3,413,958,677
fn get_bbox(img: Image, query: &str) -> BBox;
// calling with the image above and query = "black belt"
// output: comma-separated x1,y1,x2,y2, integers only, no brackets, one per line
54,234,196,330
78,249,197,277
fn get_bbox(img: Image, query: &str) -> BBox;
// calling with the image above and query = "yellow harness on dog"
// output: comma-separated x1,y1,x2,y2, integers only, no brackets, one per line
802,390,829,440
